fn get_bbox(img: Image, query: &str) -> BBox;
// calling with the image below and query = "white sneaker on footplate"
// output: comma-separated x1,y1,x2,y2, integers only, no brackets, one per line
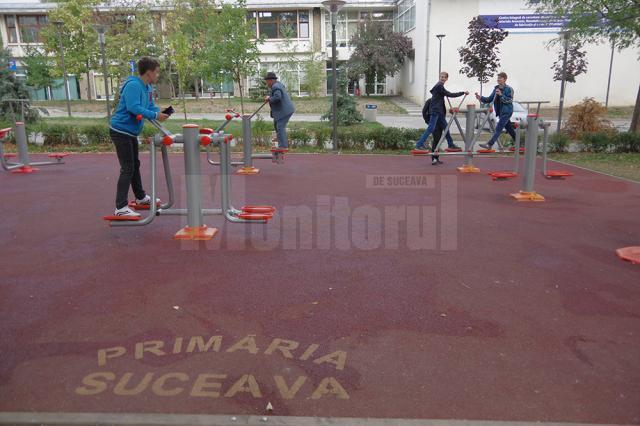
114,206,141,217
135,195,160,205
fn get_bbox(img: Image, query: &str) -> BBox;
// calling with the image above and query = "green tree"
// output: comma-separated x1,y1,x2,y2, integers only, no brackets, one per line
207,0,262,114
22,45,56,95
527,0,640,132
41,0,99,101
322,74,362,126
303,47,326,98
458,16,509,95
347,19,413,96
0,47,38,122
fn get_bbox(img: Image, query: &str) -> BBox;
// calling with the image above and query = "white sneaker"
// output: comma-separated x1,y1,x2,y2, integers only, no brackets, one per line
114,206,141,217
135,195,160,205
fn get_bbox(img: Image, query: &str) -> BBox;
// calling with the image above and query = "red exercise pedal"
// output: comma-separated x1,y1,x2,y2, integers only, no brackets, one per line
48,153,70,159
0,127,12,138
271,148,289,153
488,171,517,181
545,170,574,179
411,149,430,156
128,200,161,211
617,246,640,265
241,205,276,214
238,212,273,221
477,149,496,154
103,215,141,221
508,147,525,153
3,153,16,158
445,147,462,152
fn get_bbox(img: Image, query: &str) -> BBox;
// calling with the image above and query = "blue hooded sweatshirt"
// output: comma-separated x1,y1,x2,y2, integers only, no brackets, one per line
109,76,159,137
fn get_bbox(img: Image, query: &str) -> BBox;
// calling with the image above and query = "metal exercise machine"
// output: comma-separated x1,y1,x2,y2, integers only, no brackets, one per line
103,115,275,240
0,122,68,174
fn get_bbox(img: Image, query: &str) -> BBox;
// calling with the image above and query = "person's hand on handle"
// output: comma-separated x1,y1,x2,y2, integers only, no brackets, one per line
464,91,469,95
157,112,169,122
475,92,481,100
264,96,270,103
495,88,502,96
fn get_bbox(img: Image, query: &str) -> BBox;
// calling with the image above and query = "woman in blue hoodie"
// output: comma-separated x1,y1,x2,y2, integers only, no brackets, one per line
109,57,169,217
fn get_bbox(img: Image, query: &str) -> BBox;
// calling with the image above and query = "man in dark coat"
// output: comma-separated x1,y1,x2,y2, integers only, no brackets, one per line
264,72,295,149
415,72,467,152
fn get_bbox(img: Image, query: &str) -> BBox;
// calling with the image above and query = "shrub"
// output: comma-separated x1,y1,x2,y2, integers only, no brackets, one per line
287,127,312,148
581,131,615,153
548,132,571,153
82,124,111,144
311,126,332,149
370,127,410,150
42,124,80,146
252,114,272,147
611,132,640,153
563,97,614,138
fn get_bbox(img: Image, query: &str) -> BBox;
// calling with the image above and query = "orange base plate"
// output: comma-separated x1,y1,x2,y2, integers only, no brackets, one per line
545,170,574,179
237,167,260,175
616,246,640,265
457,165,480,173
510,191,545,202
174,225,218,240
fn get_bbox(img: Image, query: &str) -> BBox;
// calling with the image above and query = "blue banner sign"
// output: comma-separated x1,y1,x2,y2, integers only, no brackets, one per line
480,14,569,30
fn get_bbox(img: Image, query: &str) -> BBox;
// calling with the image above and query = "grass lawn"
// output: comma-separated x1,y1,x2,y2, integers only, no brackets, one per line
32,96,406,115
549,152,640,182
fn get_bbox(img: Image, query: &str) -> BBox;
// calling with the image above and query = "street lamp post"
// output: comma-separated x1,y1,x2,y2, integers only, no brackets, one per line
605,40,615,108
436,34,445,75
53,20,72,118
322,0,346,152
93,25,111,120
556,30,570,133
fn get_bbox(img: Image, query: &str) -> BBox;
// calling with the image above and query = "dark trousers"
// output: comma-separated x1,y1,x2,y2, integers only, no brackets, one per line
431,127,443,159
416,112,454,148
488,111,516,146
111,129,146,209
273,113,293,148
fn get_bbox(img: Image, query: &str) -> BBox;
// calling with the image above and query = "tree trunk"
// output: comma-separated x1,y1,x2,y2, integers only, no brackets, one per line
178,74,187,121
86,64,92,102
630,83,640,133
238,75,245,116
194,77,200,100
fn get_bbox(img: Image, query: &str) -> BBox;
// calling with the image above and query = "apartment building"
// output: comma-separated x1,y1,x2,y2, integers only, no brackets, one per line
1,0,638,106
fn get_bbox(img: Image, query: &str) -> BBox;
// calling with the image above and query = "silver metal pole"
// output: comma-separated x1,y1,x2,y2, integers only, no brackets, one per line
182,124,204,229
15,121,30,167
541,121,550,176
513,122,522,174
462,105,476,169
331,15,338,152
522,116,538,193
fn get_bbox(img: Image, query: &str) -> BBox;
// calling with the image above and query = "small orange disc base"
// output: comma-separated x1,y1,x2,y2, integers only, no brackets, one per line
174,225,218,240
511,191,546,202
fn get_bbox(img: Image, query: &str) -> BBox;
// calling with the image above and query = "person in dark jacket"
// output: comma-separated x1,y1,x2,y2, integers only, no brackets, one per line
264,72,295,149
415,72,467,151
476,72,516,149
421,98,444,165
109,57,169,217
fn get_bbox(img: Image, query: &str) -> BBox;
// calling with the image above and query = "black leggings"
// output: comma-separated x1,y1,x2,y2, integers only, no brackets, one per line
111,129,146,209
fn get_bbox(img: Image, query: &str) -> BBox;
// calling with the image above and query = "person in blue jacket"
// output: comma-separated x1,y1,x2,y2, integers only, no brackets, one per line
477,72,516,150
109,57,169,217
415,71,468,154
263,72,295,149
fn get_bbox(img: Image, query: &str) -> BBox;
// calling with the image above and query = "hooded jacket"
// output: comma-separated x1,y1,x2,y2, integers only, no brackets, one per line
110,76,160,137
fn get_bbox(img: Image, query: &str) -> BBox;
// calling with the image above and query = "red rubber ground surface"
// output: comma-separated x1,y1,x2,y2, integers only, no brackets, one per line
0,153,638,423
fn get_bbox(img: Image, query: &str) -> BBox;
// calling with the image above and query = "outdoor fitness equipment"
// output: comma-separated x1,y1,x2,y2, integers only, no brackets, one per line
207,102,288,175
103,115,275,240
0,122,69,174
540,120,574,179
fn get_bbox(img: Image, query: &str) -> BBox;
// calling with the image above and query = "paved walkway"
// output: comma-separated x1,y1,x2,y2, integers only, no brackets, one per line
44,109,632,132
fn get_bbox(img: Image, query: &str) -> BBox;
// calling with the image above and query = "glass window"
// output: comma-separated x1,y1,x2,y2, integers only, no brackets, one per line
299,12,309,38
279,11,297,38
18,15,47,43
394,0,415,33
258,12,277,38
6,16,18,43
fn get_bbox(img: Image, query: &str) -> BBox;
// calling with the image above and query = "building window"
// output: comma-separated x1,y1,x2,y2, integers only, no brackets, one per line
394,0,415,33
18,15,48,43
324,9,393,48
5,15,18,43
253,10,310,39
